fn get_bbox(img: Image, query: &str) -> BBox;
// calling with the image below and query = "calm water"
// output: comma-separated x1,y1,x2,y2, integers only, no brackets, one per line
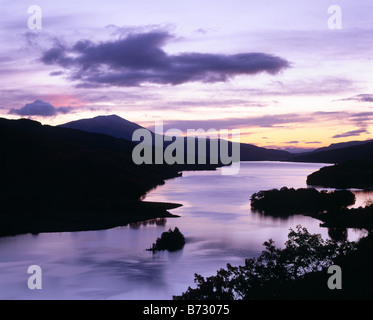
0,162,369,300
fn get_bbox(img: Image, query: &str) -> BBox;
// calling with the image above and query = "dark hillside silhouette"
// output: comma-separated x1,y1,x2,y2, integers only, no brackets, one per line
59,114,145,141
291,141,373,189
290,140,373,163
0,118,196,236
307,160,373,189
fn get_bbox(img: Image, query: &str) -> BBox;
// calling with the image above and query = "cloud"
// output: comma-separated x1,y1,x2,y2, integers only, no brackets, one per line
350,112,373,118
284,141,299,144
169,98,269,109
265,77,356,96
41,31,290,87
8,100,74,117
150,113,313,132
49,71,64,76
146,111,372,138
332,129,368,139
340,94,373,103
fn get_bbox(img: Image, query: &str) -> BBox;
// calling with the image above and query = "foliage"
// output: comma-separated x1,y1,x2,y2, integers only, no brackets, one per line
250,187,355,215
174,225,355,300
148,227,186,252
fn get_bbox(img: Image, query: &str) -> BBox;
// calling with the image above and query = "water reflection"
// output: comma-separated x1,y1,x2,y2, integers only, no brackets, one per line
251,208,297,221
127,218,167,229
0,162,368,300
352,189,373,208
327,227,348,242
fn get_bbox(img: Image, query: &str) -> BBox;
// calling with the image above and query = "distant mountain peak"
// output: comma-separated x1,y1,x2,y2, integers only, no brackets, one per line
58,114,146,140
312,139,373,153
89,114,138,123
96,114,120,120
95,114,125,120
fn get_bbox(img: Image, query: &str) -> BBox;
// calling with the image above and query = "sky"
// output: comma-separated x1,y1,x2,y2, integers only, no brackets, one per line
1,0,373,151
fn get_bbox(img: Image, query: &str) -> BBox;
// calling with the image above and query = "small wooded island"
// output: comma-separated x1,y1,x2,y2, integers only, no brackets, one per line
147,227,186,252
250,187,355,215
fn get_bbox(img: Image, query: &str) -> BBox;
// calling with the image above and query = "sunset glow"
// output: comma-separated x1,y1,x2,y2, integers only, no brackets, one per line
1,0,372,151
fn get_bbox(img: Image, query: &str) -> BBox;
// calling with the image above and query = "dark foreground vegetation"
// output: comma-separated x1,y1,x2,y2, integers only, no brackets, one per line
147,227,186,252
317,204,373,229
0,118,218,237
174,226,373,300
176,184,373,300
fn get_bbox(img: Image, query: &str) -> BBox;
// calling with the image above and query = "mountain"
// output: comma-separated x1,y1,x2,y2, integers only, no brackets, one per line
58,114,145,140
314,140,373,152
291,140,373,163
59,115,293,161
240,143,290,161
290,140,373,189
307,160,373,189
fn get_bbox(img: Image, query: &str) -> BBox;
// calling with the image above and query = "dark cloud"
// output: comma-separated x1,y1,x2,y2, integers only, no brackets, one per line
284,141,299,144
49,71,64,76
8,100,74,117
305,141,322,144
56,106,75,114
350,112,373,119
348,112,373,133
341,94,373,103
41,31,290,87
332,129,368,139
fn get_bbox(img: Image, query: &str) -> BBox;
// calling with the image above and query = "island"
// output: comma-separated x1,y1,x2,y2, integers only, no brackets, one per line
147,227,186,252
250,186,373,230
250,187,356,215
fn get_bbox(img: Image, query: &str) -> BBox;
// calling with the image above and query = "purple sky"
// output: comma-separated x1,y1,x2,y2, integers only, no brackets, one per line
1,0,373,149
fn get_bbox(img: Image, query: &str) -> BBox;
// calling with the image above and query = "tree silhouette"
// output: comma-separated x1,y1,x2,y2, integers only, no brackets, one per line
174,225,355,300
250,187,356,216
148,227,186,252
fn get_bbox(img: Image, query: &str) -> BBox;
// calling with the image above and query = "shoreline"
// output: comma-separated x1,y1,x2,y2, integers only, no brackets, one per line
3,160,365,238
0,201,183,238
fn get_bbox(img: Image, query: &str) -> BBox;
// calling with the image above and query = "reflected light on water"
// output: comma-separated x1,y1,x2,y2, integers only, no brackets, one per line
0,162,368,300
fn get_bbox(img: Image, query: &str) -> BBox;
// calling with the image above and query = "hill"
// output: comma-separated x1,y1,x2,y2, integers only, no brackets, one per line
290,140,373,163
311,140,372,153
240,142,290,161
58,114,145,141
307,160,373,189
0,117,190,237
294,141,373,189
59,115,292,162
